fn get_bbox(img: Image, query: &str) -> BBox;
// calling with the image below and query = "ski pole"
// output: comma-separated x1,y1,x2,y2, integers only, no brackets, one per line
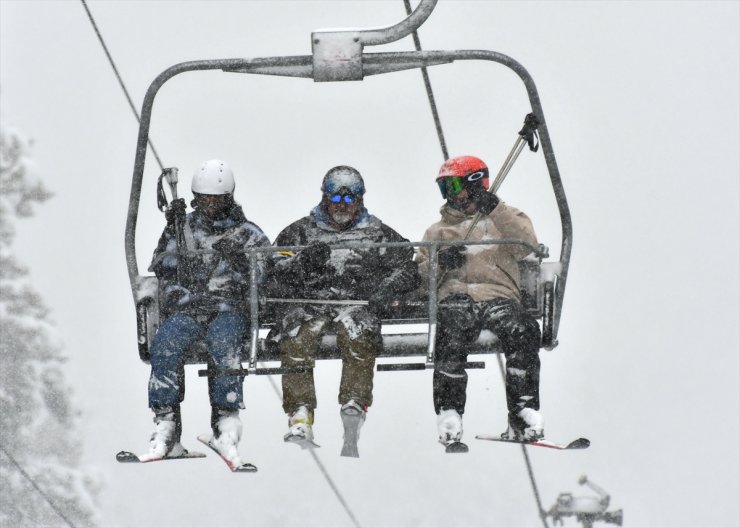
158,167,189,285
462,113,540,239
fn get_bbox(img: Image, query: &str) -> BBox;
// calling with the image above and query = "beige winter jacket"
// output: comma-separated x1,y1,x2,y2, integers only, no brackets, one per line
416,201,538,303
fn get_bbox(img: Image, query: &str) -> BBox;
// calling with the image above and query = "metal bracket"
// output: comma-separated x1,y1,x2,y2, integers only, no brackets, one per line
311,0,438,81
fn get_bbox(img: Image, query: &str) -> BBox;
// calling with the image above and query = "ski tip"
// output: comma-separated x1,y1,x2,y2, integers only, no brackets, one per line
233,462,258,472
116,451,141,463
444,441,469,454
340,445,360,458
566,438,591,449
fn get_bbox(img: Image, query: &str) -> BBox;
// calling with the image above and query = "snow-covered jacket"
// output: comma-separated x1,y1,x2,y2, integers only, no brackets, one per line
416,201,538,303
149,203,270,315
268,204,419,301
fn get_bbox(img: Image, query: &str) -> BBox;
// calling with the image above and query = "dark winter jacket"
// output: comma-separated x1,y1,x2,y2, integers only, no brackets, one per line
268,204,420,302
149,203,270,315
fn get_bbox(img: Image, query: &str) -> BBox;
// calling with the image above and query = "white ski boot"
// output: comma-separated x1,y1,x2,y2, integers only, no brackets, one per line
340,400,366,458
437,409,468,453
210,409,243,463
284,405,318,448
502,407,545,441
149,406,185,459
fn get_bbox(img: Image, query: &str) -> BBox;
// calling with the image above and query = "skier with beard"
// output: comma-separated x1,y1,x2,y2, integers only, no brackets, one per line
268,165,420,457
145,160,270,464
416,155,543,453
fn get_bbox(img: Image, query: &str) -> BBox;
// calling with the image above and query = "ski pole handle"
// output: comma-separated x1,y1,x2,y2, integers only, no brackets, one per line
163,167,179,200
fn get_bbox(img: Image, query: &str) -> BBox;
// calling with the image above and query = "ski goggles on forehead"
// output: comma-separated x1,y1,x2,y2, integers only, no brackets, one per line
327,193,357,204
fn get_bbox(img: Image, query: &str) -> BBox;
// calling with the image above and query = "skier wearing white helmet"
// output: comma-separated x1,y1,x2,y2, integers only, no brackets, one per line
145,159,270,464
417,155,543,453
267,165,420,457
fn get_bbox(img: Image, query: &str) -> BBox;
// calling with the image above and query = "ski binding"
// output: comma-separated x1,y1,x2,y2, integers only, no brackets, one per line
197,434,258,472
283,432,321,450
475,434,590,450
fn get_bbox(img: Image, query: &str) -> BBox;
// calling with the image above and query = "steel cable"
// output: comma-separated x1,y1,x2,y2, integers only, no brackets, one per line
80,0,164,171
0,443,78,528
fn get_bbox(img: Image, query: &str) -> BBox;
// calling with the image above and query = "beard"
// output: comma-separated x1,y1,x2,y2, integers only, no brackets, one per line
329,211,353,225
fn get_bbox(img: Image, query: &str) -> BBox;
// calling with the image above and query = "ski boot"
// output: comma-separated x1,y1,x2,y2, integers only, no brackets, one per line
340,400,366,458
149,404,186,458
437,409,468,453
197,408,256,472
209,408,243,461
284,405,319,449
501,407,545,441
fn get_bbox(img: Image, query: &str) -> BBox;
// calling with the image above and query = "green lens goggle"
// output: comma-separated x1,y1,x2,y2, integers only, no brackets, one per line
437,177,466,198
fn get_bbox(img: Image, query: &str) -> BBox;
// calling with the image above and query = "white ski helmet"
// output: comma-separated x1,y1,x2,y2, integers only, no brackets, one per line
191,159,235,195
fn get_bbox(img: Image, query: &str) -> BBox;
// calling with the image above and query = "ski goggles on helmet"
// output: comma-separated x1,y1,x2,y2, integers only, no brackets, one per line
437,177,465,198
436,169,489,199
327,193,357,204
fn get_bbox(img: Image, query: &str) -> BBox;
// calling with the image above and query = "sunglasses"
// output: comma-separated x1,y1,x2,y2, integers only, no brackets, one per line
328,193,357,204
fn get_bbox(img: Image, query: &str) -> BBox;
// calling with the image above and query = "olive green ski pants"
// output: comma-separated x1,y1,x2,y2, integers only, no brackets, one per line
280,313,379,414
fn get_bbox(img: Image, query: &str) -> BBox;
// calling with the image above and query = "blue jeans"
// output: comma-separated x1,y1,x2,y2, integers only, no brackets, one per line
148,312,247,410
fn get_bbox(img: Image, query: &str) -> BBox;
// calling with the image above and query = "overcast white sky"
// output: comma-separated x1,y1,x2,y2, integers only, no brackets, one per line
1,1,738,527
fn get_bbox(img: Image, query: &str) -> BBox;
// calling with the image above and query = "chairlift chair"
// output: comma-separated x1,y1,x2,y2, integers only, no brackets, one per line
124,0,572,378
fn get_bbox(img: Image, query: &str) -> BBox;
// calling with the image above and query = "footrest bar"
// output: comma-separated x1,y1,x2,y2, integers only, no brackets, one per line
197,365,310,377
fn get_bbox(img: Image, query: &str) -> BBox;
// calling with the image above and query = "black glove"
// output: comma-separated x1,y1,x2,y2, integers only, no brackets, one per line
368,285,395,315
473,190,499,216
212,235,243,258
165,198,187,226
437,246,466,271
213,233,251,275
298,241,331,274
164,288,189,312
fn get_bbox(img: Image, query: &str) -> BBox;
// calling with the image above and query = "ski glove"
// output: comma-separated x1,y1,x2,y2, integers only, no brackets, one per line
437,246,466,271
213,234,251,275
368,285,396,315
474,191,499,216
298,241,331,274
165,198,187,226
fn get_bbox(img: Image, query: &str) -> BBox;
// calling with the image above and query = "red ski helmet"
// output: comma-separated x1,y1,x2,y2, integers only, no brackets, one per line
436,155,489,199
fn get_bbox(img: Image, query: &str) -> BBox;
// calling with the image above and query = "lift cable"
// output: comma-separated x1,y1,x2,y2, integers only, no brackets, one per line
80,0,164,171
402,2,550,524
403,0,449,161
0,443,78,528
262,371,363,528
79,3,360,524
495,355,550,528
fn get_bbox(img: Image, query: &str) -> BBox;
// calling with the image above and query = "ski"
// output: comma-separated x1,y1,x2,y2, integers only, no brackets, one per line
441,440,469,454
115,449,206,463
340,408,364,458
197,434,258,472
475,435,590,450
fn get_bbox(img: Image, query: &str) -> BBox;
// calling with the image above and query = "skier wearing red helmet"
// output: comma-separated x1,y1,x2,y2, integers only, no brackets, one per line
417,155,543,453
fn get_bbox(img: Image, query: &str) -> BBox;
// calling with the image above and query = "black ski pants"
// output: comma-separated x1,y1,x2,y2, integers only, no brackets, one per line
433,295,541,416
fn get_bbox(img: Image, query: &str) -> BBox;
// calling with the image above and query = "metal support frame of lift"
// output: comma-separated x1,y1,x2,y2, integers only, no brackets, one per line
125,0,572,373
